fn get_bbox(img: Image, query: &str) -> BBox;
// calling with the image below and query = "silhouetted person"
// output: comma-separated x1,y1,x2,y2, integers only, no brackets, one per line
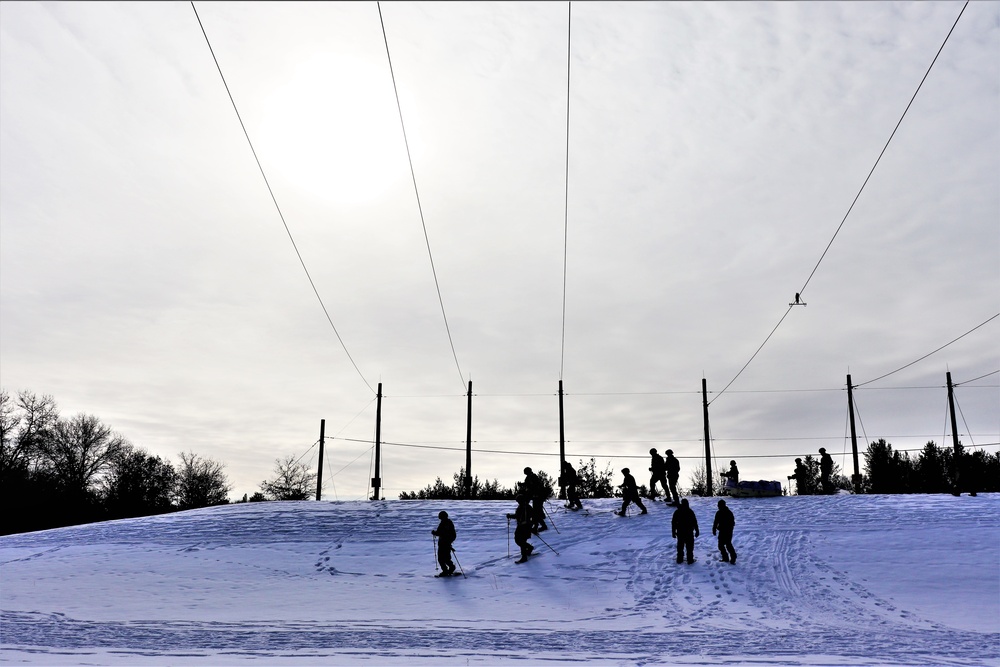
819,448,834,494
431,510,456,576
561,460,583,510
615,468,648,516
721,460,739,490
671,498,699,563
521,466,547,532
788,458,808,495
506,495,535,563
665,449,681,505
648,448,668,500
712,499,737,564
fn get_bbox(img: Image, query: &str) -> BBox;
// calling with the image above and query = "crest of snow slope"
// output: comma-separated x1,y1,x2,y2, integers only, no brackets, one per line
1,494,998,666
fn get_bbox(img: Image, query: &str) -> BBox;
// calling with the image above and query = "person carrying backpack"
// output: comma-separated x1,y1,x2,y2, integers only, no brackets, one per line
506,495,536,563
648,448,668,500
561,460,583,510
671,498,699,564
431,510,457,577
521,467,548,532
664,450,681,505
712,499,737,564
615,468,648,516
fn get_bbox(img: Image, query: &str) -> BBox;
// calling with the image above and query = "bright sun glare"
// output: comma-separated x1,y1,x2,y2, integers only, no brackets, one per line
259,54,404,205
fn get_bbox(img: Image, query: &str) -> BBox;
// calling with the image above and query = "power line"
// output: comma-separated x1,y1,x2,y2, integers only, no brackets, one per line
559,2,573,381
856,313,999,386
797,0,969,300
190,2,374,396
709,2,969,406
329,435,998,459
377,2,465,390
953,369,999,387
709,307,794,405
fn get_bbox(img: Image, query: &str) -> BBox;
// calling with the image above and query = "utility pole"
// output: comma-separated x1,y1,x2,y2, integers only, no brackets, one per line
316,419,325,501
702,378,713,497
846,374,861,493
558,380,566,500
946,371,962,495
371,382,383,501
465,380,473,499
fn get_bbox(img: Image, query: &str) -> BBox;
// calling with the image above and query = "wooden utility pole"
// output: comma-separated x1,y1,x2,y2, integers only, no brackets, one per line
371,382,383,501
465,380,473,499
316,419,325,501
946,371,962,495
702,378,713,497
558,380,566,499
846,374,861,493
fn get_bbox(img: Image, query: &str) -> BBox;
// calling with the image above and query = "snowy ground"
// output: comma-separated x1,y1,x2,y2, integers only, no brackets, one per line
1,494,998,666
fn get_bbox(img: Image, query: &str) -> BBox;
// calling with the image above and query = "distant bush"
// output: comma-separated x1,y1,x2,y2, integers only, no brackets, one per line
864,439,998,494
400,467,519,500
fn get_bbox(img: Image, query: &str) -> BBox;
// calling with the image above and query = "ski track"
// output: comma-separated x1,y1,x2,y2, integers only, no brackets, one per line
1,611,994,665
2,496,998,665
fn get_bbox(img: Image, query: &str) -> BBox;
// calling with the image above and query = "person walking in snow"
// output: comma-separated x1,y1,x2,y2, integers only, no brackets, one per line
648,448,668,500
664,449,681,505
615,468,647,516
561,460,583,510
819,448,834,494
431,511,457,577
506,495,535,563
712,499,737,564
671,498,699,563
521,467,548,532
788,458,809,495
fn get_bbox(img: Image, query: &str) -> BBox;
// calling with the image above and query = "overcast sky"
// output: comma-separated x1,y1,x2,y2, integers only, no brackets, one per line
2,1,997,501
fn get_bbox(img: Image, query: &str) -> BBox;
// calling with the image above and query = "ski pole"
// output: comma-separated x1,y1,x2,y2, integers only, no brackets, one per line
533,530,559,555
433,535,439,571
542,502,560,534
452,547,467,579
506,516,511,559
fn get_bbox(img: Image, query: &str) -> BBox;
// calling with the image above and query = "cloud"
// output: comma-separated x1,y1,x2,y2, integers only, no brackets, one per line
2,2,997,499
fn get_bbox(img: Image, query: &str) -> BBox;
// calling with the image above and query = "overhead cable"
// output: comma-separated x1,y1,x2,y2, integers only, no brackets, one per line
710,1,969,406
190,2,374,395
377,2,465,389
954,369,1000,386
559,2,573,381
856,313,999,386
797,1,969,300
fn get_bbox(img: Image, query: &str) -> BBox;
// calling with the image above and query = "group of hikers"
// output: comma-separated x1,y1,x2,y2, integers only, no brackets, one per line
430,447,845,575
719,447,837,495
431,454,739,573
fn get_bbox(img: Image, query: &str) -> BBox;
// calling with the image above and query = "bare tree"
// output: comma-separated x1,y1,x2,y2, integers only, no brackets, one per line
102,444,178,518
260,454,317,501
1,390,59,476
40,413,127,497
687,460,708,496
175,451,230,509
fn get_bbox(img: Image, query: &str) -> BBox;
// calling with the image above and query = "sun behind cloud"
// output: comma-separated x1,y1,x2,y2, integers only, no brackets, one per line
257,53,406,205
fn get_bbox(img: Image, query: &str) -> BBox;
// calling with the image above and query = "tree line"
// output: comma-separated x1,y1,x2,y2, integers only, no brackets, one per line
0,390,319,535
399,459,618,501
4,389,995,534
861,438,997,494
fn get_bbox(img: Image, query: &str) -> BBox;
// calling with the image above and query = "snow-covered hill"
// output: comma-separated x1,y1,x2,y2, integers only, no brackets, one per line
2,494,998,665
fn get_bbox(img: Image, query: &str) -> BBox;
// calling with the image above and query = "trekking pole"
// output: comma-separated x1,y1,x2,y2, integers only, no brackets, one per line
452,547,467,579
506,516,511,559
533,530,560,555
542,502,560,534
433,535,439,571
